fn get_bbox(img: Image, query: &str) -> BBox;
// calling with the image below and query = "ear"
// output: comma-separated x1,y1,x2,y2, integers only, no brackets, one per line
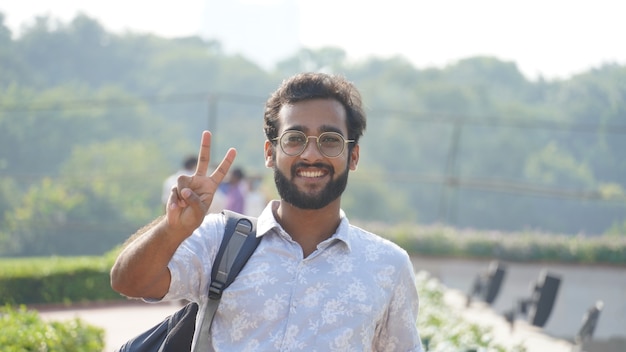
264,140,275,168
349,144,359,171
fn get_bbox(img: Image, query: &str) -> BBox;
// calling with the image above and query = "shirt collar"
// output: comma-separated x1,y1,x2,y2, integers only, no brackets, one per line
256,200,353,252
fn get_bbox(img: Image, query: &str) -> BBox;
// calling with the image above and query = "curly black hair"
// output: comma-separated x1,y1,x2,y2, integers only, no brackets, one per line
263,73,367,145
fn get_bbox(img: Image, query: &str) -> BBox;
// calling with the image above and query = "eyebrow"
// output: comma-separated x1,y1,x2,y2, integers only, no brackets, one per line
284,125,345,136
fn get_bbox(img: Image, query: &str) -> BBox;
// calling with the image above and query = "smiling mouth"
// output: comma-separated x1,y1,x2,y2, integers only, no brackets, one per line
297,169,327,178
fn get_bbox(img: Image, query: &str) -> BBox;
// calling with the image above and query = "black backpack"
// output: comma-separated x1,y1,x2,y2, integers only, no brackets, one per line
116,210,261,352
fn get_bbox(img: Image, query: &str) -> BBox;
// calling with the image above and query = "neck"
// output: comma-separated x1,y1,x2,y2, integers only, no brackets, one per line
273,200,342,257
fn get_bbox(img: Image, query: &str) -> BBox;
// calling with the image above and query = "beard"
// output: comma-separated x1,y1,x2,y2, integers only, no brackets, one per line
273,162,349,210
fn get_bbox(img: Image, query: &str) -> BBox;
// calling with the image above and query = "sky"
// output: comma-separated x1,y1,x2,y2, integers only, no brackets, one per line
1,0,625,80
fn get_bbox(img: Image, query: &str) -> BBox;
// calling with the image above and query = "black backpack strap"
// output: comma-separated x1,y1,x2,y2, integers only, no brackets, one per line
192,210,261,352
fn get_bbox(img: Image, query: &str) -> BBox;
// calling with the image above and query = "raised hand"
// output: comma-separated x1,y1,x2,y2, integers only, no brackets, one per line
166,131,237,234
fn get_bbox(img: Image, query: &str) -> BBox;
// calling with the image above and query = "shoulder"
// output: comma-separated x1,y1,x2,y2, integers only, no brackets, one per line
180,213,227,253
341,225,416,292
346,224,411,263
198,212,227,236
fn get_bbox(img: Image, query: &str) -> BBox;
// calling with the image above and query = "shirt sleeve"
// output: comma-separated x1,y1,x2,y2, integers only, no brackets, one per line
375,252,424,352
161,213,225,302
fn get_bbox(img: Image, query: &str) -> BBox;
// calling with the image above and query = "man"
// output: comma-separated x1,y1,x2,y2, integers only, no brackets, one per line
111,73,423,351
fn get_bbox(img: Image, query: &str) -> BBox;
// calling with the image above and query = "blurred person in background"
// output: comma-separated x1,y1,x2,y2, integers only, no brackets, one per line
244,175,267,216
161,155,197,208
162,156,224,213
223,167,246,214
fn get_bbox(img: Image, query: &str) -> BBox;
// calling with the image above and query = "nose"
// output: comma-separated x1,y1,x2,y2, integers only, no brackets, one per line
299,136,323,160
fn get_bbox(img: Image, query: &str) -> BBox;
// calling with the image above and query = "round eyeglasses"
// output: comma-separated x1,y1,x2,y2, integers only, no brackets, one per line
273,130,355,158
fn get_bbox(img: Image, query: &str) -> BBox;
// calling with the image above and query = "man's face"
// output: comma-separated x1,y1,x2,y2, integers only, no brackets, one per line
264,99,359,209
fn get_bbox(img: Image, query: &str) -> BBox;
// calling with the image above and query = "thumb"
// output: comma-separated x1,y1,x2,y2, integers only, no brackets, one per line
180,187,209,219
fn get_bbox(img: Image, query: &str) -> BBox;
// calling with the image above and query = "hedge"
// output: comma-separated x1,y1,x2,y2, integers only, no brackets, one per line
0,255,123,306
0,305,105,351
1,226,624,306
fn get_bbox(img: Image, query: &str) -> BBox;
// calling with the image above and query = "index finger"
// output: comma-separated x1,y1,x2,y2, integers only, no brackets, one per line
195,131,212,177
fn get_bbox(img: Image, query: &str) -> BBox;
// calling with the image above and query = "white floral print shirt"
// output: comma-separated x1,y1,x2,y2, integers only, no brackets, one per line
163,201,423,352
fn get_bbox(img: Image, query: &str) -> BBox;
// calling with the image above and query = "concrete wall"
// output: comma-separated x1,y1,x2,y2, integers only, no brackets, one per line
412,256,626,344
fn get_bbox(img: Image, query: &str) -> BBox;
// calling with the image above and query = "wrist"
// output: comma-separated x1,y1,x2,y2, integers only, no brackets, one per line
158,217,194,243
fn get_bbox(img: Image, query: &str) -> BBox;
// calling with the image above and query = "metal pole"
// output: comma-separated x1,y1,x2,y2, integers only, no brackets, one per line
438,118,463,225
208,93,218,160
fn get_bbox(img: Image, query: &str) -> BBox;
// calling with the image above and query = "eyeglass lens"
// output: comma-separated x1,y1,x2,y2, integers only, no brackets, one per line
279,131,347,157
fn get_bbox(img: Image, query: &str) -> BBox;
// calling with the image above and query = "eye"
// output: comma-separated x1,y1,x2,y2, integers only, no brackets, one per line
320,133,342,145
284,132,306,144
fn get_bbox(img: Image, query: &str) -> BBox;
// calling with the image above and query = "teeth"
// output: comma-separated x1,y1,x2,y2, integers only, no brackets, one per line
300,170,324,178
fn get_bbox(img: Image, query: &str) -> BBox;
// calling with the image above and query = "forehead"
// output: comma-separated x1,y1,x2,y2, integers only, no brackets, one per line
277,99,348,134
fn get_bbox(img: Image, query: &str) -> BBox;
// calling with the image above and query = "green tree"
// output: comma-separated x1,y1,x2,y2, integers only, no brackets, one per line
524,142,594,188
2,178,87,255
59,139,168,223
0,139,170,256
2,11,626,238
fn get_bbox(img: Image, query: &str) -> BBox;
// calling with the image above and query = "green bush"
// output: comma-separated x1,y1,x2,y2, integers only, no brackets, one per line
1,226,625,306
379,224,626,265
0,256,123,306
416,271,526,352
0,305,105,352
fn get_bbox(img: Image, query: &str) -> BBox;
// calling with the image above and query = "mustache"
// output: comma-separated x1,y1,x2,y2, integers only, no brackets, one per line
291,162,332,173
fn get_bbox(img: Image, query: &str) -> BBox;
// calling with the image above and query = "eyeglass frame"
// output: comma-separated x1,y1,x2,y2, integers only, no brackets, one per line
271,130,355,158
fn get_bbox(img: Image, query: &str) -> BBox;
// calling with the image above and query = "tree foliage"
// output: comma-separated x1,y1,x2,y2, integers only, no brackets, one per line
0,12,624,256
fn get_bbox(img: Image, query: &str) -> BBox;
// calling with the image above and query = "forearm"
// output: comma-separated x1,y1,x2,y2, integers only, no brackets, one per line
110,216,191,300
118,215,164,250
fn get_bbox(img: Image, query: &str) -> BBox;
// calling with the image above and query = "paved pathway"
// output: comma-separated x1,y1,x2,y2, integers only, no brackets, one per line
36,294,575,352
